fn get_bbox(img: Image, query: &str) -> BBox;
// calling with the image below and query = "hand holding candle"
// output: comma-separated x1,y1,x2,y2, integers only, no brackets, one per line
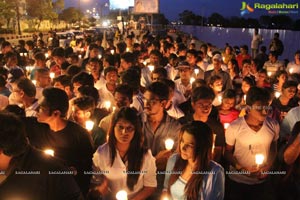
104,101,111,111
190,77,195,84
148,65,154,72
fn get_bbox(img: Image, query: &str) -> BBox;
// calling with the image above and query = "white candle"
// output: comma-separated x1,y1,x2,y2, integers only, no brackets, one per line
143,61,147,66
224,123,230,130
104,101,111,110
98,54,102,59
24,52,28,57
255,154,264,169
110,49,115,55
165,138,174,150
78,54,82,59
148,65,154,72
20,52,24,56
274,91,281,98
44,149,55,157
116,190,128,200
50,72,55,79
194,68,199,76
45,53,49,58
289,68,294,74
32,80,37,85
85,120,94,131
190,77,195,84
243,94,247,102
126,47,130,52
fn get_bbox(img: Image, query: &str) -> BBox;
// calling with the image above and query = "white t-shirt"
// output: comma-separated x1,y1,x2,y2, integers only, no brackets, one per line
92,143,157,199
225,116,279,184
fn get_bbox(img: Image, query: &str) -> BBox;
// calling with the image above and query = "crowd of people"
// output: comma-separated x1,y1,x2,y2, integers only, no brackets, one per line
0,28,300,200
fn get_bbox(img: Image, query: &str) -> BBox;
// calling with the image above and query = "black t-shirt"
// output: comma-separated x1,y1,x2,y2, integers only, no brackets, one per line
0,147,82,200
24,119,94,196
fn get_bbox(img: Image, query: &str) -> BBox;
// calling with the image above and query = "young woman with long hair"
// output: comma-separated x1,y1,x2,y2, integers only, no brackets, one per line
91,107,157,199
162,121,224,200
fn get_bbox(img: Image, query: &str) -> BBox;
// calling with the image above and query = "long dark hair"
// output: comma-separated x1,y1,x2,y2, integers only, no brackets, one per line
169,121,213,200
108,107,147,190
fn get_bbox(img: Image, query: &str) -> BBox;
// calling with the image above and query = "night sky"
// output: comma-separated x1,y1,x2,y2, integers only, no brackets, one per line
65,0,300,21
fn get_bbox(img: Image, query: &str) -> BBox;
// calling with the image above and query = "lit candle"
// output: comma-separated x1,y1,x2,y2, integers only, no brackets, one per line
126,47,130,52
222,56,225,62
45,53,49,58
255,154,264,169
243,94,247,102
289,68,294,74
116,190,128,200
104,101,111,110
50,72,55,79
112,106,116,112
274,91,281,98
24,52,28,57
218,95,222,103
212,134,216,154
165,138,174,150
194,68,199,76
20,52,24,56
98,54,102,59
224,123,230,130
162,197,170,200
85,120,94,131
44,149,55,157
143,61,147,66
78,54,82,59
190,77,195,84
267,72,272,77
110,49,115,55
80,48,84,52
32,80,37,85
148,65,154,72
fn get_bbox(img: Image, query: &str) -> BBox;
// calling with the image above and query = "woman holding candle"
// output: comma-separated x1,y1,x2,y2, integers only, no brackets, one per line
162,121,225,200
91,107,157,200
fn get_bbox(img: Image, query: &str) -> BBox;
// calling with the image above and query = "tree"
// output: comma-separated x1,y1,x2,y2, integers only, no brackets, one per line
26,0,57,29
59,7,82,24
0,0,15,28
208,13,226,26
259,15,272,28
179,10,195,25
271,15,292,29
53,0,64,13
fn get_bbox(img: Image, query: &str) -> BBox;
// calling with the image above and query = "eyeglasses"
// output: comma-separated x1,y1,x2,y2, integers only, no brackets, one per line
115,124,135,133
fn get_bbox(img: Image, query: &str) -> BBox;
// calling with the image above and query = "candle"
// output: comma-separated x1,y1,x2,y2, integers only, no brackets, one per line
45,53,49,58
50,72,55,79
85,120,94,131
116,190,128,200
32,80,37,85
20,52,24,56
243,94,247,102
224,123,230,130
78,54,82,59
162,197,170,200
44,149,54,157
212,134,216,154
255,154,264,169
148,65,154,72
274,91,281,98
165,138,174,150
222,56,225,61
80,48,84,52
24,52,28,57
190,77,195,84
98,54,102,59
126,47,130,52
104,101,111,110
194,68,199,76
289,68,294,74
110,49,115,55
112,106,116,112
267,72,272,77
143,61,147,66
218,95,222,103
